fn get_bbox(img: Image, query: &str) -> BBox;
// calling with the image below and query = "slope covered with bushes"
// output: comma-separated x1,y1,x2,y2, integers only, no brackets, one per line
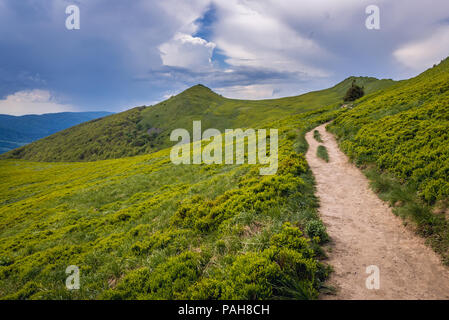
0,75,397,299
329,57,449,262
0,106,339,299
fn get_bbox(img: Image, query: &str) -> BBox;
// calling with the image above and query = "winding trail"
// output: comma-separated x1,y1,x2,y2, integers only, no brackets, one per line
305,123,449,300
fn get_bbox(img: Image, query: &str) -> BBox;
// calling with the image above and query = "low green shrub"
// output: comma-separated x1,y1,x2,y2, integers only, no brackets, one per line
317,145,329,162
313,130,323,143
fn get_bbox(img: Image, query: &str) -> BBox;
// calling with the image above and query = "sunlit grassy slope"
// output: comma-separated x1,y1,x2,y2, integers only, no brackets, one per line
329,57,449,263
0,77,395,299
0,106,343,300
2,77,394,162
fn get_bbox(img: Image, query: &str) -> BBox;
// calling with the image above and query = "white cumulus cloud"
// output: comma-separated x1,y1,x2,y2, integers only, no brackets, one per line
215,84,276,100
0,90,76,116
159,33,216,70
393,26,449,71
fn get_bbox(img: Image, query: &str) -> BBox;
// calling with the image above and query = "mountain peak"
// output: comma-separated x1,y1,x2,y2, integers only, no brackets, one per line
178,84,220,97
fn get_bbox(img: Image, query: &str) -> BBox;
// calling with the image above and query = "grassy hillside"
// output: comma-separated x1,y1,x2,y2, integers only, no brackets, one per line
0,112,112,154
2,78,394,162
0,76,399,299
329,57,449,263
0,105,342,299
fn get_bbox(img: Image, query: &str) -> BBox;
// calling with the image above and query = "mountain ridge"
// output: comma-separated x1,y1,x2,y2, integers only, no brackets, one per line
0,111,113,154
1,76,395,162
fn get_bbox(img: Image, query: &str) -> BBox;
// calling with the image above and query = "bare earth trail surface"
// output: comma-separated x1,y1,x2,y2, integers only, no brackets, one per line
305,123,449,300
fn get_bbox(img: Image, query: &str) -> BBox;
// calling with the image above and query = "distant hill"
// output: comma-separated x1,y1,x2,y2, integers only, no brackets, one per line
2,78,394,162
0,112,113,154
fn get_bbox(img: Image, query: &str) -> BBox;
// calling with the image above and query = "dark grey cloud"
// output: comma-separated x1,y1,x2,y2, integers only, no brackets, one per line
1,0,448,113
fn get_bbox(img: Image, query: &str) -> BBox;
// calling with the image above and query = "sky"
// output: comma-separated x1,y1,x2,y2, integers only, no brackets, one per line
1,0,449,115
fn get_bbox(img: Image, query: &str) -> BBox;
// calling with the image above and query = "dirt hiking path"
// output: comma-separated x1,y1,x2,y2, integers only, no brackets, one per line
305,123,449,300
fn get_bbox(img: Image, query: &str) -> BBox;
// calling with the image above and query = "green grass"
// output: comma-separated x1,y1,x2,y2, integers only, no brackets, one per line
363,167,449,264
1,56,446,300
1,78,395,162
328,56,449,263
316,146,329,162
7,65,446,300
0,106,342,300
313,130,323,143
2,74,387,299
